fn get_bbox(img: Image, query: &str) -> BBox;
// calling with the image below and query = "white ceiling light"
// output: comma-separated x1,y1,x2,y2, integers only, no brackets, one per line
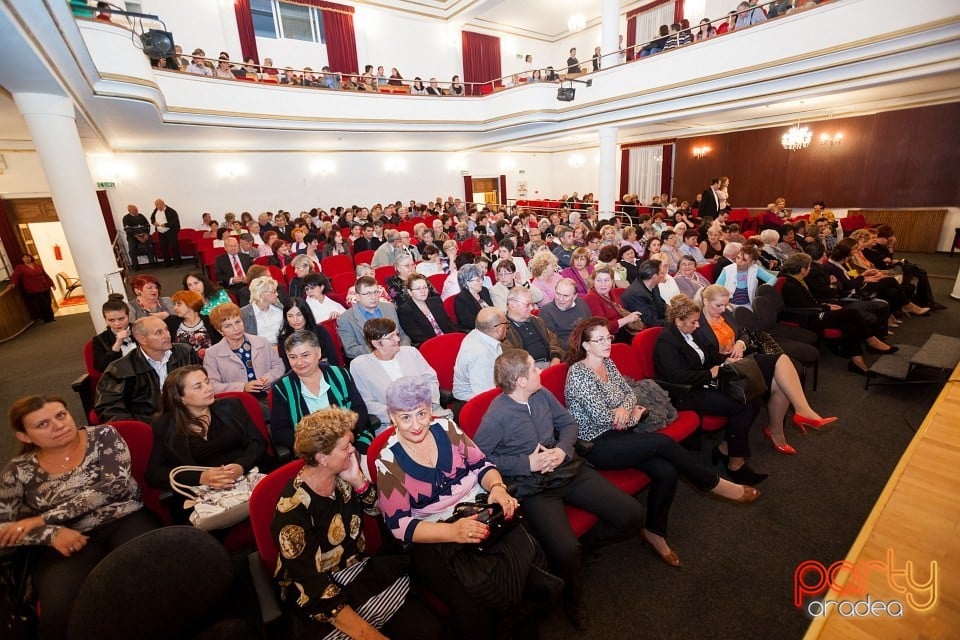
568,153,586,168
568,14,586,33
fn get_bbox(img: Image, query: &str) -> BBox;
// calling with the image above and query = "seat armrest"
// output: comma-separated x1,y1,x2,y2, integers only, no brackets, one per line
71,373,96,419
654,380,695,408
247,551,283,624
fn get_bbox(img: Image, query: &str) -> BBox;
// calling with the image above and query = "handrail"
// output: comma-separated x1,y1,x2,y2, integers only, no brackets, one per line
86,0,831,97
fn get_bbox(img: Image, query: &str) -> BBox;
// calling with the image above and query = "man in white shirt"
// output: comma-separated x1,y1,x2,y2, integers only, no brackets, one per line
452,307,508,401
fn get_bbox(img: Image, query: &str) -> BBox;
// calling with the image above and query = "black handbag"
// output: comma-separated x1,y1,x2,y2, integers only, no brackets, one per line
714,359,768,404
744,329,784,356
447,499,520,553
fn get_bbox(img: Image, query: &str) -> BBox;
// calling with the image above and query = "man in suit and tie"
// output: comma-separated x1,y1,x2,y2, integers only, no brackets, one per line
150,198,182,266
214,236,254,295
698,178,721,220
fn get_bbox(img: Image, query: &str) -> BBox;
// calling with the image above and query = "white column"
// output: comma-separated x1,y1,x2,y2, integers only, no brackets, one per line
13,93,118,332
601,0,620,66
598,126,619,220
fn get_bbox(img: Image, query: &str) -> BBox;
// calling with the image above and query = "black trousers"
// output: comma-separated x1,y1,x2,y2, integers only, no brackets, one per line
33,509,159,640
587,431,720,537
819,308,871,357
23,290,55,322
520,466,644,607
683,389,757,458
411,543,493,640
157,230,181,264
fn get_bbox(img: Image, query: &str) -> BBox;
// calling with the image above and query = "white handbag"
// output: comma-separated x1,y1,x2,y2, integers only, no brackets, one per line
169,466,265,531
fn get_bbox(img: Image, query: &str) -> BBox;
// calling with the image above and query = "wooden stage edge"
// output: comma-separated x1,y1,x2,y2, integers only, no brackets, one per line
804,363,960,640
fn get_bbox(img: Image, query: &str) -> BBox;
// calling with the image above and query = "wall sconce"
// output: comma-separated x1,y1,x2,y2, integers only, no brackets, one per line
568,154,586,168
819,132,843,146
216,161,246,179
567,14,586,33
310,159,336,176
383,157,407,173
692,146,710,159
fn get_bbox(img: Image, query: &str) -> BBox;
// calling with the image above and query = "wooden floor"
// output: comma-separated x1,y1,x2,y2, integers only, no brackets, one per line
805,362,960,639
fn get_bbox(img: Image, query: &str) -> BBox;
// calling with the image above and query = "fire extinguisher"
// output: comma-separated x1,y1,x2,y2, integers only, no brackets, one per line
53,244,63,260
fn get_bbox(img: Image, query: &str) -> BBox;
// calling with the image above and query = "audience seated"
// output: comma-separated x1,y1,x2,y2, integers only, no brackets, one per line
95,316,200,422
453,264,494,331
166,289,219,357
397,273,460,347
1,396,159,639
349,318,449,425
204,303,285,400
92,294,138,372
452,307,507,401
147,365,268,522
584,266,644,344
272,330,372,452
337,276,410,360
537,277,591,348
503,287,564,367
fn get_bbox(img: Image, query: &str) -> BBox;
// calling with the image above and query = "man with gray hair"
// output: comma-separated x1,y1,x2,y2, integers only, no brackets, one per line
503,288,563,368
371,229,403,267
452,307,508,401
537,277,590,349
95,316,200,422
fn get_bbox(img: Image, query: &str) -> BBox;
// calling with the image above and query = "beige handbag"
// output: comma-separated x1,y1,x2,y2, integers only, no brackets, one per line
169,466,265,531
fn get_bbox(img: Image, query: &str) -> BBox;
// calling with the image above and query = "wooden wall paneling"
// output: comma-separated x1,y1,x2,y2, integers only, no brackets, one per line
672,104,960,209
852,209,947,253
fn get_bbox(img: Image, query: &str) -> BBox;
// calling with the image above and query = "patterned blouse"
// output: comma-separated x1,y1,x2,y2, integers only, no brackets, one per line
0,426,143,546
376,420,495,544
271,470,408,633
564,359,640,441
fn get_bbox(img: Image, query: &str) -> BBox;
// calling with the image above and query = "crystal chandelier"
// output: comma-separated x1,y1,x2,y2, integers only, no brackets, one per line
568,14,586,33
782,104,812,151
781,125,812,151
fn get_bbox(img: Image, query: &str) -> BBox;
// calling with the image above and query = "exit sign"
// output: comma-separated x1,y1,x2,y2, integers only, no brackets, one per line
97,181,116,188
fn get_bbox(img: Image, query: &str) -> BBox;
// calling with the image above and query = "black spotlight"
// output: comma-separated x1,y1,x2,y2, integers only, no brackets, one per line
140,29,175,59
557,86,576,102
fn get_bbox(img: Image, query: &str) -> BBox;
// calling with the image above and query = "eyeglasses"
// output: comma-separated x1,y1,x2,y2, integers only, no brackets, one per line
588,335,614,344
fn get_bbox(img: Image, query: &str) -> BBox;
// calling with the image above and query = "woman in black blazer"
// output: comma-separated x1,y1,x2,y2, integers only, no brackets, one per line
653,295,766,485
396,273,460,347
452,264,493,331
147,365,268,522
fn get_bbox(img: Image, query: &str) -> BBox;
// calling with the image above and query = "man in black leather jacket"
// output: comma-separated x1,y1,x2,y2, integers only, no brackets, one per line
95,316,200,422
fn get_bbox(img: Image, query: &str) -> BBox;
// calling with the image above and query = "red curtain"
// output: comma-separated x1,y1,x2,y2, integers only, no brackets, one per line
619,148,631,200
234,0,260,64
674,0,685,24
626,16,637,61
290,0,358,74
660,144,674,197
462,31,501,96
498,175,507,207
96,190,118,242
463,176,474,205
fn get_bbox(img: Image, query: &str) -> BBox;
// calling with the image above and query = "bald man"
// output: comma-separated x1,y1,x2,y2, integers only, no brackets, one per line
150,198,182,266
453,307,508,401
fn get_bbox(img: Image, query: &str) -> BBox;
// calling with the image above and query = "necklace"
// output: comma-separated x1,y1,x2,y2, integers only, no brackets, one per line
39,432,84,472
399,434,438,468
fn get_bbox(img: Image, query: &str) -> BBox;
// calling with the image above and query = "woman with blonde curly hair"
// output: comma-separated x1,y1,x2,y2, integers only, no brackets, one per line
271,407,441,640
529,251,561,304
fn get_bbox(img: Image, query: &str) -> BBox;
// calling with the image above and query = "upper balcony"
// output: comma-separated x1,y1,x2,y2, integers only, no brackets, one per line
9,0,960,153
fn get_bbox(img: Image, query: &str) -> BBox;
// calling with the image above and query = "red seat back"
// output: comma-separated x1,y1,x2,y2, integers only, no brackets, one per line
353,250,376,265
374,266,396,287
215,392,275,457
321,254,354,276
696,263,716,282
775,276,786,293
458,387,502,439
108,421,169,523
320,318,347,364
443,296,458,326
428,273,448,294
253,256,270,266
249,460,305,571
539,362,570,408
631,326,663,380
610,288,625,305
267,266,286,286
366,426,396,480
419,333,468,391
610,343,644,381
331,271,356,298
83,341,102,382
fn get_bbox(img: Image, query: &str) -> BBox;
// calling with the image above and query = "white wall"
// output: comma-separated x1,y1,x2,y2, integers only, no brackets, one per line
0,151,51,197
138,0,239,60
28,222,80,303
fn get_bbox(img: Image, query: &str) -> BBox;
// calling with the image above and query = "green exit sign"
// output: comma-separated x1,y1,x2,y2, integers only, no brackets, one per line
97,181,116,188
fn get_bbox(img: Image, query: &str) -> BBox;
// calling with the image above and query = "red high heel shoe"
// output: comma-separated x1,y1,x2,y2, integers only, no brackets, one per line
763,426,797,455
792,414,838,435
